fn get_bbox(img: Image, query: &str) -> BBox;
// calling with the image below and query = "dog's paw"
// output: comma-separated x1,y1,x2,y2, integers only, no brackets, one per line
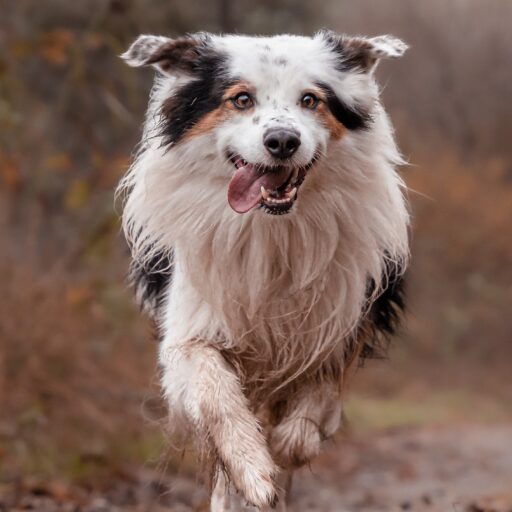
212,469,281,511
240,469,278,509
270,418,322,469
226,452,278,508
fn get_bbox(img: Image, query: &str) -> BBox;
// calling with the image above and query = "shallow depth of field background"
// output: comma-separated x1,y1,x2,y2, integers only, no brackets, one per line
1,0,511,506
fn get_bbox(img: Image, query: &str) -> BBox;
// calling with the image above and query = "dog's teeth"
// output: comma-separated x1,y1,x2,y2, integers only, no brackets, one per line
292,168,299,183
261,186,270,200
287,187,297,199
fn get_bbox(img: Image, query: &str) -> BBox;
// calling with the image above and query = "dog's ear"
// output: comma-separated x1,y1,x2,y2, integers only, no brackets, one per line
321,31,408,73
121,35,203,76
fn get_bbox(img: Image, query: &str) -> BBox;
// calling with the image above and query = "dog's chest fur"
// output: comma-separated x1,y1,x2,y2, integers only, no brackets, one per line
161,185,382,392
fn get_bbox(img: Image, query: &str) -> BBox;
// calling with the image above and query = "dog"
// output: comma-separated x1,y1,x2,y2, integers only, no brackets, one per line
118,30,410,511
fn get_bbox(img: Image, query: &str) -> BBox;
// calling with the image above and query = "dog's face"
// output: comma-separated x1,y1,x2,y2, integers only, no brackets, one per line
123,32,407,215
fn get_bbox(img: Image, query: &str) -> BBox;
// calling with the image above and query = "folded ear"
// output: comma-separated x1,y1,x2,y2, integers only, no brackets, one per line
121,34,203,75
320,31,408,73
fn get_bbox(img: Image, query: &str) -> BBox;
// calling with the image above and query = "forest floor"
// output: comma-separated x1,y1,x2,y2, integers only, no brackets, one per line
2,423,512,512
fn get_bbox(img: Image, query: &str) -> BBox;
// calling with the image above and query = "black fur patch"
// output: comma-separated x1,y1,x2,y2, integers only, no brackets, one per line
159,45,233,145
316,82,372,130
359,261,406,361
130,251,173,318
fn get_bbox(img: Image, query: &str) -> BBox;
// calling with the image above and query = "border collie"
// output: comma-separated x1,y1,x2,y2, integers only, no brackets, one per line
119,31,409,511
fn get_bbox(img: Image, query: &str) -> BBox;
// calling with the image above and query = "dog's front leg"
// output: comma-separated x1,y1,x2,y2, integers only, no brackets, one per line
211,469,290,512
161,340,278,509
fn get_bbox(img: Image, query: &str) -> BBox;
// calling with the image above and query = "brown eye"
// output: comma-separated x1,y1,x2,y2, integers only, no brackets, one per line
301,93,319,110
231,92,254,110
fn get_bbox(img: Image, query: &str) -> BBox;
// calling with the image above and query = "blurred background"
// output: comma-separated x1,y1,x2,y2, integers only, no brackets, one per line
1,1,511,510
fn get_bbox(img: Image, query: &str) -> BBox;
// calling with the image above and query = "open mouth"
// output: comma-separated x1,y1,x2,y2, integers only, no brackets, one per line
226,153,315,215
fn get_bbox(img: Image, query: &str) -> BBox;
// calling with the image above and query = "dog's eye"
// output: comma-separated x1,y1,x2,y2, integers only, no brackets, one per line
231,92,254,110
301,93,319,110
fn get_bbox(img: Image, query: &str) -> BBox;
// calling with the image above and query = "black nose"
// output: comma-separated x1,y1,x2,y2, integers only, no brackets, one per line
263,128,301,159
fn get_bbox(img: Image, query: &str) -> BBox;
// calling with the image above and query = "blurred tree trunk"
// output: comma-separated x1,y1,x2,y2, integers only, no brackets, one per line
219,0,235,32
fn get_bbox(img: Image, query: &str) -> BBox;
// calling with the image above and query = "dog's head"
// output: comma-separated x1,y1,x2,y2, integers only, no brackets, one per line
122,32,407,216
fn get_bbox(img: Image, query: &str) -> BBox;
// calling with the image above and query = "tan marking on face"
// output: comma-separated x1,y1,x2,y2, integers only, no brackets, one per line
318,103,346,139
307,87,346,140
183,82,255,140
184,108,230,139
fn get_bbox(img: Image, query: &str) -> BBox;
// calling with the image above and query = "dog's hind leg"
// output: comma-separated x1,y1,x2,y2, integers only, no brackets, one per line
161,340,278,509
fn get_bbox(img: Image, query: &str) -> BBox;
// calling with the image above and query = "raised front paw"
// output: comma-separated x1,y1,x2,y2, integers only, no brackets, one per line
212,469,289,512
213,420,278,508
223,449,278,508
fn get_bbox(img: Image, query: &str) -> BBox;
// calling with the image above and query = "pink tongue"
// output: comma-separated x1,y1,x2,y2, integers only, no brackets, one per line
227,164,291,213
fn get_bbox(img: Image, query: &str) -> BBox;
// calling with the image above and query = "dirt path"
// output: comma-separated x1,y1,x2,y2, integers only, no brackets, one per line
2,424,512,512
293,424,512,511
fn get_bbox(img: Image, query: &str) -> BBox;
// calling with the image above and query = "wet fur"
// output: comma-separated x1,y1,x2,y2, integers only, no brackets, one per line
119,31,409,510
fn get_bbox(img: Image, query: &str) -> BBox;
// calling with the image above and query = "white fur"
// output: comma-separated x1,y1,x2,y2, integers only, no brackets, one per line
367,34,409,59
119,32,409,510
